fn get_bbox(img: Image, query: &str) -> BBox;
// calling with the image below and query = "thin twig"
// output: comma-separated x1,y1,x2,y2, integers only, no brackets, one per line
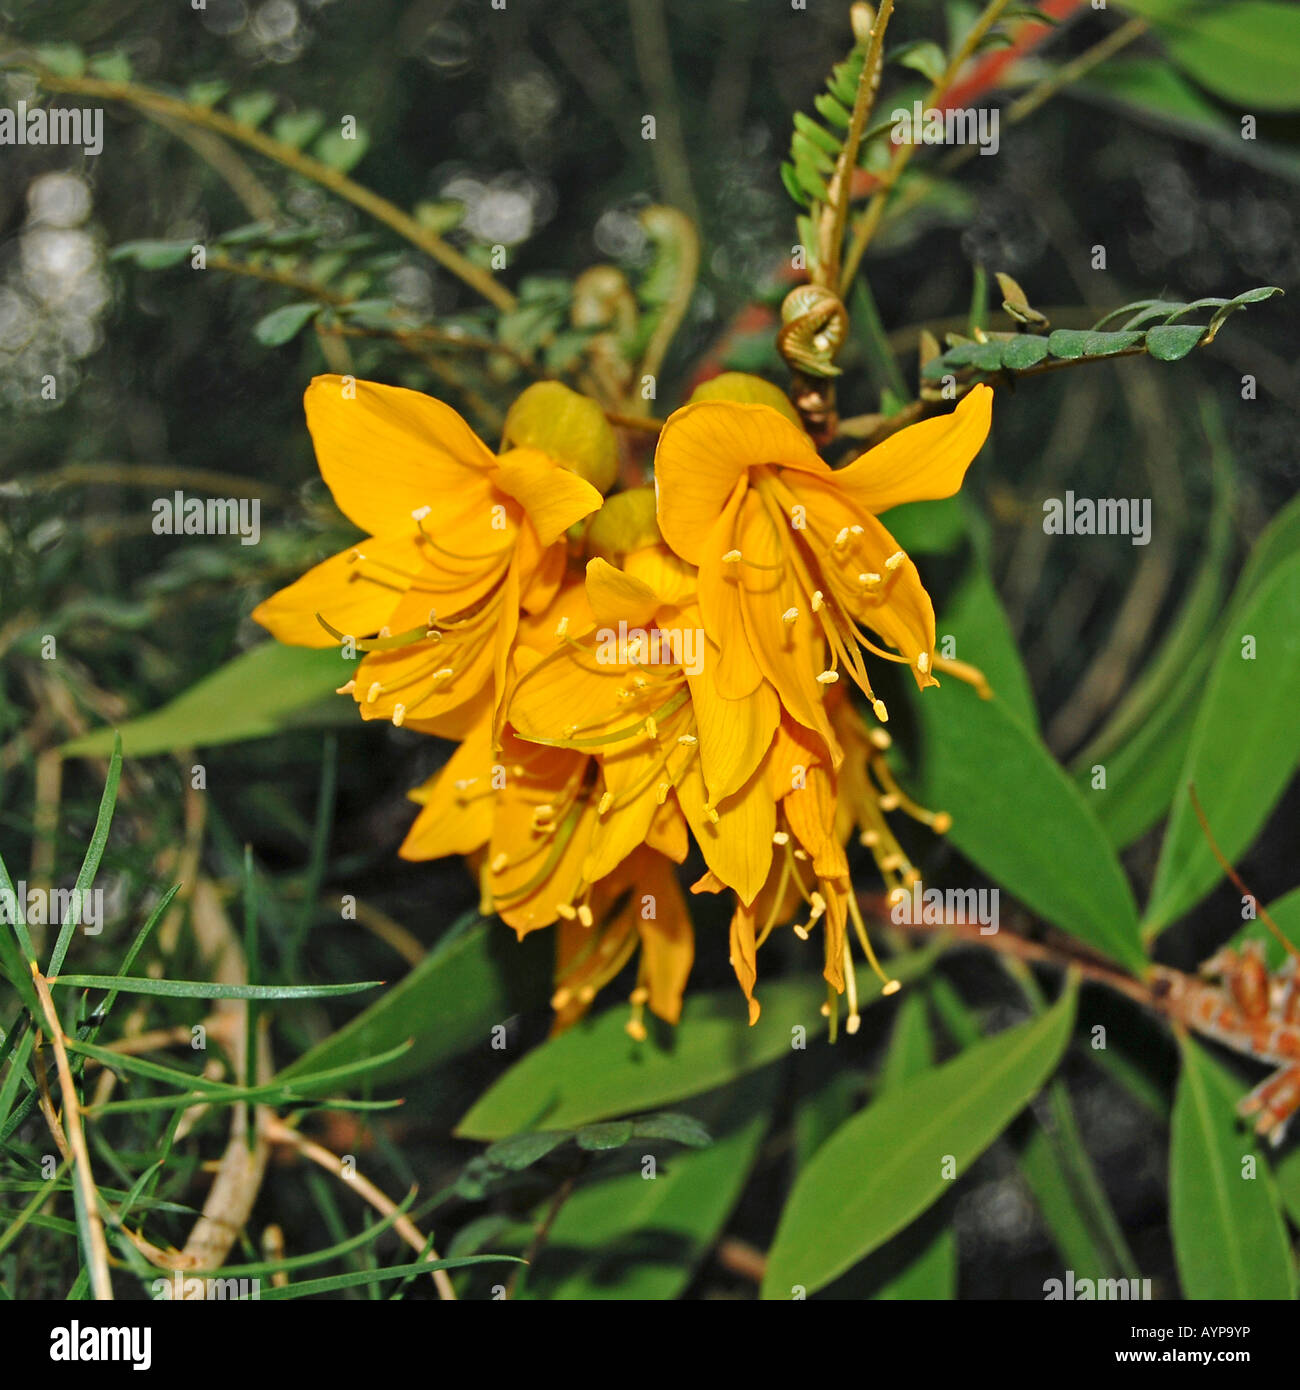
264,1117,458,1301
31,967,115,1300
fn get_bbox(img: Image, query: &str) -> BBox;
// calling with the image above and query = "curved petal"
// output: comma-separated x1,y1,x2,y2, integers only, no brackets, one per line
250,534,422,648
585,557,662,629
398,716,495,860
493,447,603,547
674,756,774,907
304,375,497,537
655,400,828,563
686,648,779,804
697,479,764,699
835,383,992,514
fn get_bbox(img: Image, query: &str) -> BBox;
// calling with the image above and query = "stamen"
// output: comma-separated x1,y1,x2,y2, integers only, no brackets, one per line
811,590,824,612
391,704,406,727
782,607,799,625
722,549,743,563
677,734,697,746
555,615,569,639
366,682,381,703
885,550,906,571
772,830,790,846
336,680,356,695
490,851,509,874
577,904,594,928
556,904,578,921
644,716,658,740
816,670,839,685
598,791,614,815
872,699,889,722
917,651,931,675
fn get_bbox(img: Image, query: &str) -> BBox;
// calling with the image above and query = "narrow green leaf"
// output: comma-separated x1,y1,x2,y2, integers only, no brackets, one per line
521,1070,776,1301
1145,552,1300,933
1169,1036,1296,1299
50,975,380,1000
913,684,1145,972
761,985,1077,1297
457,951,939,1140
279,916,550,1088
61,643,354,758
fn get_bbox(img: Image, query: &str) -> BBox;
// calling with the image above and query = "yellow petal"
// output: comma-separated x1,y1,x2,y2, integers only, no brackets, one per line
492,446,602,546
251,535,419,648
783,765,848,879
585,557,662,629
304,375,496,537
729,901,761,1025
632,849,694,1023
655,400,828,564
734,490,841,761
674,757,774,907
398,718,495,860
697,480,764,699
646,797,689,863
835,383,992,514
685,646,779,804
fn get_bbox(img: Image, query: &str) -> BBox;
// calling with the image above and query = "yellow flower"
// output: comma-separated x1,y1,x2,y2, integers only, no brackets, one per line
652,384,993,758
551,846,694,1032
252,375,603,739
508,543,782,906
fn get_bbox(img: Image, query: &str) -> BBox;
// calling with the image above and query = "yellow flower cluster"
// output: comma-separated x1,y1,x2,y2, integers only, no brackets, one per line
254,373,993,1035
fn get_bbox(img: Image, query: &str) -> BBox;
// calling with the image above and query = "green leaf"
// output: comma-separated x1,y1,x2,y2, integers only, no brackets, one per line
87,51,132,81
227,92,278,129
1144,551,1300,934
314,126,370,172
868,993,957,1298
1169,1037,1296,1299
109,240,193,270
279,916,550,1088
1119,0,1300,112
457,951,939,1140
1145,323,1205,361
33,45,86,78
913,683,1145,972
253,302,321,347
1045,328,1142,359
272,109,326,149
61,643,354,758
761,985,1076,1297
999,334,1051,369
49,975,380,1001
890,39,949,84
521,1070,776,1301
